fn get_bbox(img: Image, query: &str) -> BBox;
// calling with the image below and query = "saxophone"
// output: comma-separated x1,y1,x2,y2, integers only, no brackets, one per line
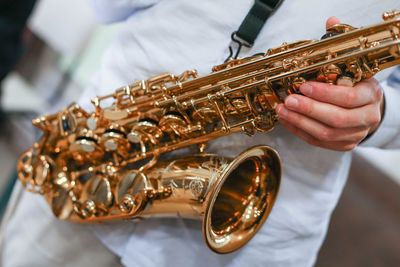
17,10,400,253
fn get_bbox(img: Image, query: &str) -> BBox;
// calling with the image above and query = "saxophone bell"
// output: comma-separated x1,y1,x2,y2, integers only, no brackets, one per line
46,145,281,254
203,145,281,253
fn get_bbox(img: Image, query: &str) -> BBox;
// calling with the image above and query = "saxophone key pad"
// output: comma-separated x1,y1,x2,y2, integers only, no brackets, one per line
70,138,97,153
86,116,98,130
104,139,118,151
127,131,141,143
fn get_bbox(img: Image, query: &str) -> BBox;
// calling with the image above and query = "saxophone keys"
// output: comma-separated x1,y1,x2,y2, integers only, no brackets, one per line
127,131,141,143
77,175,113,218
33,156,52,186
192,107,219,123
336,74,355,87
159,112,188,137
229,98,251,116
242,126,255,136
382,10,400,21
99,124,130,156
58,110,77,137
86,115,98,130
253,113,275,133
54,170,77,188
103,109,129,121
325,64,341,84
325,23,357,34
74,200,96,219
50,185,75,220
70,138,98,153
103,137,119,151
119,195,135,213
70,129,103,161
17,148,53,193
292,77,306,92
128,120,163,145
117,171,147,214
317,65,341,84
119,194,144,214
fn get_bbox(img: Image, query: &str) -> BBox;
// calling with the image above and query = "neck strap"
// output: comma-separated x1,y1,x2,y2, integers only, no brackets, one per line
226,0,283,61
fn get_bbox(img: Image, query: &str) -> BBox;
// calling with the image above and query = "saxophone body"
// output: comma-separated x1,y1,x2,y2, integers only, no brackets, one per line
17,11,400,253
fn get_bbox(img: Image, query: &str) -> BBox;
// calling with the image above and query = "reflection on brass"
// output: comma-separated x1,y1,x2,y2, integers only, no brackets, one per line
17,11,400,253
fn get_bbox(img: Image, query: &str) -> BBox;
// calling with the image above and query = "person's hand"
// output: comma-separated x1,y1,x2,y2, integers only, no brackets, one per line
275,17,384,151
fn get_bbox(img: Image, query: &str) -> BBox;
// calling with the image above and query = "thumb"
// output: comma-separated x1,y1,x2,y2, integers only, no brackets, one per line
326,16,340,30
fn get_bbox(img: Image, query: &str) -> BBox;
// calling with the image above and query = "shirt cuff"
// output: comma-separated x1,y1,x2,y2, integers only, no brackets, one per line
359,80,400,148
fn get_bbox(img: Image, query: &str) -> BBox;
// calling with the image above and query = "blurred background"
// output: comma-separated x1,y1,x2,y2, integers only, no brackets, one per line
0,0,399,266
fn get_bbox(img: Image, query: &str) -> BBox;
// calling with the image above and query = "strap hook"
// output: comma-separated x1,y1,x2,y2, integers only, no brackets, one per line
225,31,252,62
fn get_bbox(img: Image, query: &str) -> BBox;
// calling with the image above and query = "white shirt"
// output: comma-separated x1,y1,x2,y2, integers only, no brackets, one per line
3,0,400,266
81,1,400,266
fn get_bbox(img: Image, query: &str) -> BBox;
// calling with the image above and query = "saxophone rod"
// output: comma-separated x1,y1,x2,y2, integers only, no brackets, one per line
184,38,400,107
109,36,400,173
79,37,400,175
156,17,400,98
156,38,400,108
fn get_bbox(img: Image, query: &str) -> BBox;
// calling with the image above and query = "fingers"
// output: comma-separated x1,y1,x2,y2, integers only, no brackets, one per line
276,103,370,141
326,16,340,28
278,117,360,151
275,77,384,151
272,16,384,151
299,79,383,108
281,94,382,128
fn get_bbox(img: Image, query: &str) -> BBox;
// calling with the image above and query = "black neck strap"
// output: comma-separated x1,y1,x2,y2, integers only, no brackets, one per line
226,0,283,61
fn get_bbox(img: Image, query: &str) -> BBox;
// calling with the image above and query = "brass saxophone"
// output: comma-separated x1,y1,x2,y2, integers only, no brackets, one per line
17,11,400,253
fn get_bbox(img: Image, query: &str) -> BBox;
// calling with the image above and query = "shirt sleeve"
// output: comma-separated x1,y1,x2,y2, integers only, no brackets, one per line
360,66,400,149
87,0,160,24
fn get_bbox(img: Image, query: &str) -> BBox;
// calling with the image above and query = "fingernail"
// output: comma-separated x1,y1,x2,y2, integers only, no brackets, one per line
276,105,288,116
300,83,312,95
285,97,298,108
